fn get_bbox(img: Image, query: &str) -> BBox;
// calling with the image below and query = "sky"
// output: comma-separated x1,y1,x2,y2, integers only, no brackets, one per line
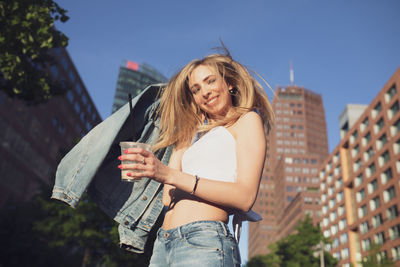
54,0,400,263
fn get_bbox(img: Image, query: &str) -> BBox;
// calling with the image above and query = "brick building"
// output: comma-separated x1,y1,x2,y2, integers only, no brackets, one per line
318,67,400,266
0,47,101,205
249,85,329,257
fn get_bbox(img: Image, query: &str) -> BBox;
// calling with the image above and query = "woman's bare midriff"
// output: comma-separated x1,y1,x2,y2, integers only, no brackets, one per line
162,189,229,230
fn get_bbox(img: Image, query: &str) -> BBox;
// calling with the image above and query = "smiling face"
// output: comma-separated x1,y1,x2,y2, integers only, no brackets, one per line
188,64,233,120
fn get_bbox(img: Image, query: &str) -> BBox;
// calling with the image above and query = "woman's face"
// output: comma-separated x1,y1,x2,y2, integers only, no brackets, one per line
188,64,233,119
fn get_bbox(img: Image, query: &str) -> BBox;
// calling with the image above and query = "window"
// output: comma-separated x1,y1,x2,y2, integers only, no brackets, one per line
364,147,374,162
332,237,339,248
383,186,396,203
330,211,337,222
356,188,365,202
350,130,358,144
336,191,344,202
329,198,336,209
361,117,370,132
74,102,81,113
338,219,346,230
385,84,397,102
355,174,364,187
392,246,400,261
338,205,345,216
358,205,367,218
367,179,378,194
304,197,313,204
366,162,376,178
370,196,380,211
360,221,370,234
341,248,349,260
387,205,399,220
362,238,371,251
394,139,400,154
376,134,388,150
362,132,371,146
389,224,400,240
352,144,360,157
321,182,326,191
372,214,383,228
67,90,74,103
381,167,393,185
379,150,390,167
333,152,340,163
388,101,399,120
50,65,59,78
331,224,338,235
340,233,348,244
372,102,382,118
374,231,385,244
75,83,83,94
287,196,293,202
390,119,400,136
354,159,362,172
328,186,334,196
374,117,385,134
286,186,293,192
322,205,328,215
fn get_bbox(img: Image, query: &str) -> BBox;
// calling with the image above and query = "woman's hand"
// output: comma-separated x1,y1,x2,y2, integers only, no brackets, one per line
118,147,170,183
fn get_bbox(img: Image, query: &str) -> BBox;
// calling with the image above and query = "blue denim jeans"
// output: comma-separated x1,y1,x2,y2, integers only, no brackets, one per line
149,220,241,267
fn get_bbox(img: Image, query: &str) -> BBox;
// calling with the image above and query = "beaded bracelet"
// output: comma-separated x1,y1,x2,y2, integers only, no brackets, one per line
190,175,199,195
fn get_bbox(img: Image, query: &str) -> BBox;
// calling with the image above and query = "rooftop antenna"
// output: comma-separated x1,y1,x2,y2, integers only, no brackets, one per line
290,60,294,86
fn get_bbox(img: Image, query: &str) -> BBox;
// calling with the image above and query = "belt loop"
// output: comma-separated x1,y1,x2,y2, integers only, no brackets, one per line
178,226,183,238
218,221,228,236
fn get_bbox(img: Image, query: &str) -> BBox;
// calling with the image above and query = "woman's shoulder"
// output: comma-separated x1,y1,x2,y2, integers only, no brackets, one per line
236,111,263,127
229,111,264,138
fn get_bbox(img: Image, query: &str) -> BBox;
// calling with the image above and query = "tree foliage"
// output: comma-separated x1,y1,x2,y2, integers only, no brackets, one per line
0,186,156,267
246,216,338,267
0,0,69,103
360,243,395,267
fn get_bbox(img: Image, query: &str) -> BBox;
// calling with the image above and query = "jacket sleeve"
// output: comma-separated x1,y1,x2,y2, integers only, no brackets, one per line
51,85,162,207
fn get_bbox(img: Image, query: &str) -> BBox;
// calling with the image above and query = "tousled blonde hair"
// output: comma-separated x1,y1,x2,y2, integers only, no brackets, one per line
153,49,274,151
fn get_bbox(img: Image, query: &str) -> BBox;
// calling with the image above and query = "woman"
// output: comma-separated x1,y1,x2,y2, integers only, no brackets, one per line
119,49,273,266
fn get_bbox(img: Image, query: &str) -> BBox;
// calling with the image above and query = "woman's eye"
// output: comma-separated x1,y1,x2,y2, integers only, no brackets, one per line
208,79,216,84
192,87,200,94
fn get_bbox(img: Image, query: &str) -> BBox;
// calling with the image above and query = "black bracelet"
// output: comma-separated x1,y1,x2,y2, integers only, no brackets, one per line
190,175,199,195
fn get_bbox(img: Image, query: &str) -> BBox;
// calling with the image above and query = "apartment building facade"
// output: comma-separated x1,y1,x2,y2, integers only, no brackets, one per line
318,68,400,266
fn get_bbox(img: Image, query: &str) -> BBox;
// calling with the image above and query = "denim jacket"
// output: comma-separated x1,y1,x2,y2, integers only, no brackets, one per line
51,84,172,253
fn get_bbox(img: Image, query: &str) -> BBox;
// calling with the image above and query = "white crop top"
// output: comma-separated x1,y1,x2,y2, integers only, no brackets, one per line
182,126,237,182
181,126,262,242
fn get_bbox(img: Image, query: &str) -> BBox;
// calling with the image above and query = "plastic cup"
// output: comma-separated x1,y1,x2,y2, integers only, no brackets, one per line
119,142,151,182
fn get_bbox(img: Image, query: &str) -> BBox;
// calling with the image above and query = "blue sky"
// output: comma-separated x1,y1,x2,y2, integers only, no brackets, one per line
55,0,400,263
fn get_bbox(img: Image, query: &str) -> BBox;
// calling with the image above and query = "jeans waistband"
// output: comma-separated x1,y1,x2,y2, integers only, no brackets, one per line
157,220,229,240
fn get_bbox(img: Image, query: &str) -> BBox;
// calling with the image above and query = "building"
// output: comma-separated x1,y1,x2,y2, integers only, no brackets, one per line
249,85,329,258
318,68,400,266
111,61,167,113
0,47,101,206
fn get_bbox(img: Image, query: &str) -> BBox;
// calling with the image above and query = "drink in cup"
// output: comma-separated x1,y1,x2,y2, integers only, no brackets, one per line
119,142,151,182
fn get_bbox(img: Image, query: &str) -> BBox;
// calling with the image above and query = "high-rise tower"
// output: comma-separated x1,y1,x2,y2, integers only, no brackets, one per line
111,61,167,113
249,85,329,257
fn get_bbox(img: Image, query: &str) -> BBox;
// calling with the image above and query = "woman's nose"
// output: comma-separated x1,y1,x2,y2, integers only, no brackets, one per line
201,85,212,97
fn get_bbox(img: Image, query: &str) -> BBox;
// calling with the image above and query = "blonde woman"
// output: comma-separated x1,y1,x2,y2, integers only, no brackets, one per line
119,49,273,266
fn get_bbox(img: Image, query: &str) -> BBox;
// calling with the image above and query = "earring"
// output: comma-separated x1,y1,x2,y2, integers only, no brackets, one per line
229,87,238,95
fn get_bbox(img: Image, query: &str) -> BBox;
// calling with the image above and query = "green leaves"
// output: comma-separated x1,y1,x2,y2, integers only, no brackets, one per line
246,216,339,267
0,0,70,104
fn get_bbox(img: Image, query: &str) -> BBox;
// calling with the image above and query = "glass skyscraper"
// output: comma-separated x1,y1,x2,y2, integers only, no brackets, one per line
111,61,167,113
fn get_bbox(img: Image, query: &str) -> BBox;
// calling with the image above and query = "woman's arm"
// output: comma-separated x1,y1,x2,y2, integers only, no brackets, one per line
162,146,185,206
121,112,266,212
